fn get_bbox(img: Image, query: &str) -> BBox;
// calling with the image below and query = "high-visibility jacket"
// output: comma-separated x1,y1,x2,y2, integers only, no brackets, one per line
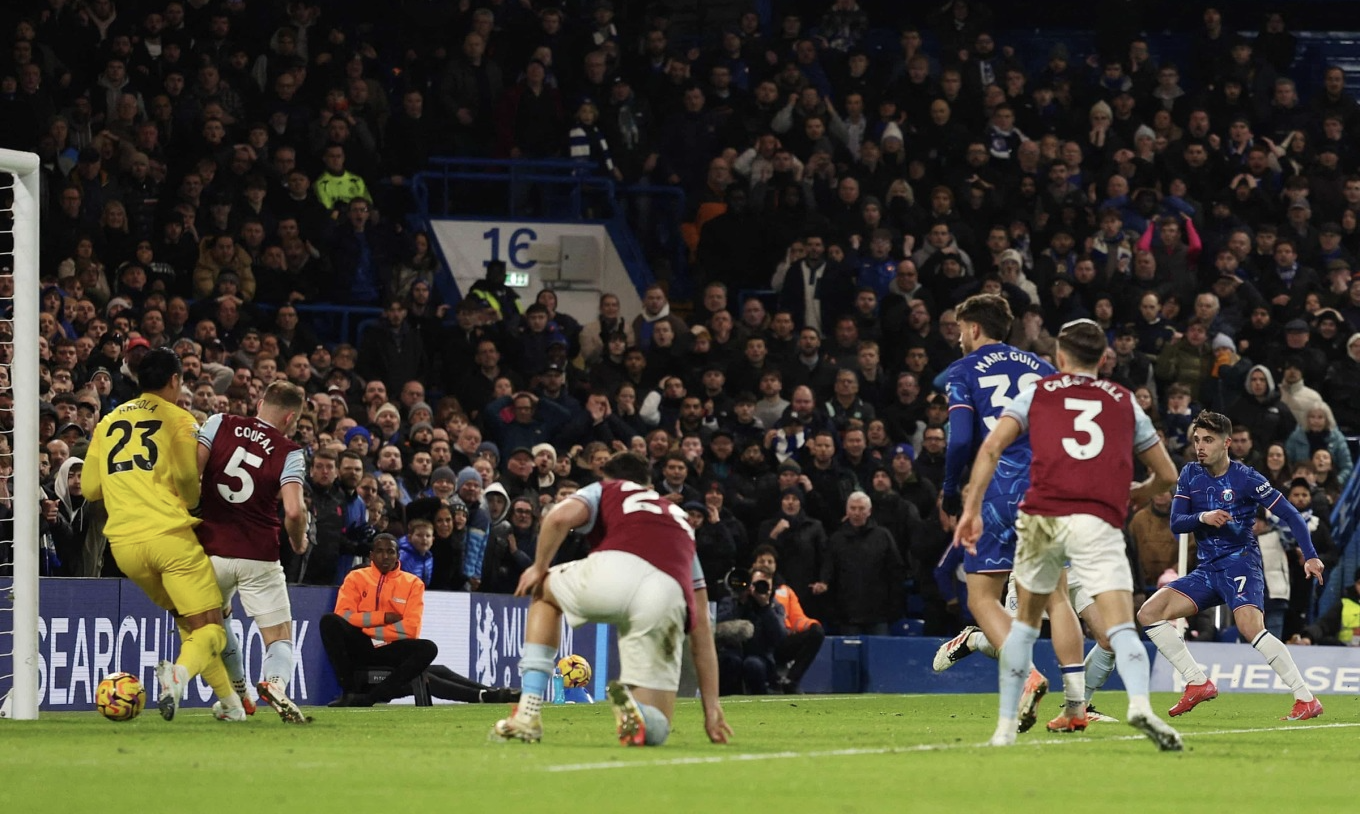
1341,597,1359,645
774,584,819,633
334,561,425,644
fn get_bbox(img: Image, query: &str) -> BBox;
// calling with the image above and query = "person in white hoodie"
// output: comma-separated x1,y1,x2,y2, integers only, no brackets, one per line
1276,358,1328,427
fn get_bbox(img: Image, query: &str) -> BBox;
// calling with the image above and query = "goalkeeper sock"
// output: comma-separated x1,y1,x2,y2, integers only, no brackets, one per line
1251,631,1314,702
996,620,1039,730
262,640,295,688
1083,645,1116,702
1060,664,1085,716
1145,621,1207,684
177,623,238,705
517,643,557,721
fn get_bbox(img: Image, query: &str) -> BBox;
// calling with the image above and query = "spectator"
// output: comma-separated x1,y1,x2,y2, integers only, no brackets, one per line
1225,365,1297,450
1285,405,1353,484
319,534,438,707
812,491,904,634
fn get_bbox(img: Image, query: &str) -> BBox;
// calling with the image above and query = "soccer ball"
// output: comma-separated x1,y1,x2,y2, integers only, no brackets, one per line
96,672,146,722
557,654,592,688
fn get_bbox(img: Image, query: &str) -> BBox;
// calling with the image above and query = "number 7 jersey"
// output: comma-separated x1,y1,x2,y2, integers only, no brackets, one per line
197,413,306,561
1003,373,1160,529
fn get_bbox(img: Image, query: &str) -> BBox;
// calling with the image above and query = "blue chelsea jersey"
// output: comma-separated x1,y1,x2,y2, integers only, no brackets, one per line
944,343,1056,495
1172,461,1285,570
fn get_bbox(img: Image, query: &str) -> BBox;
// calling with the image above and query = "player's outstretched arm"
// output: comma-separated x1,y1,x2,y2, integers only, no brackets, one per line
689,586,732,744
1130,440,1178,506
954,416,1021,551
1266,493,1324,585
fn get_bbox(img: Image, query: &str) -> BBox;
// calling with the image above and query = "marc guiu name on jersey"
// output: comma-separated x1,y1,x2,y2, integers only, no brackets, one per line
970,349,1046,374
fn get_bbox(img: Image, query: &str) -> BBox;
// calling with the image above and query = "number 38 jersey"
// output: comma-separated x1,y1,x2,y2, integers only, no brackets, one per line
197,413,305,561
568,480,704,630
1003,373,1159,530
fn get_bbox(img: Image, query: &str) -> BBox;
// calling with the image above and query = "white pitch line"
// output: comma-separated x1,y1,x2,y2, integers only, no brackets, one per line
542,721,1360,773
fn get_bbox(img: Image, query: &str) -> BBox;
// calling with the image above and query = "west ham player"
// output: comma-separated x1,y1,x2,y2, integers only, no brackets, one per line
493,453,731,746
937,294,1085,731
1137,411,1325,722
957,319,1184,750
197,381,311,723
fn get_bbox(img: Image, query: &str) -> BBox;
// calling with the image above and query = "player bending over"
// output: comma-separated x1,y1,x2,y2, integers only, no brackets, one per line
83,348,243,720
493,452,730,746
937,293,1086,731
1136,411,1325,722
956,319,1183,750
197,380,311,723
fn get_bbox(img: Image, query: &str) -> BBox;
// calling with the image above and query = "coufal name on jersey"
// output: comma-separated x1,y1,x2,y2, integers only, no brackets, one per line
1042,375,1125,400
972,350,1044,373
233,423,276,455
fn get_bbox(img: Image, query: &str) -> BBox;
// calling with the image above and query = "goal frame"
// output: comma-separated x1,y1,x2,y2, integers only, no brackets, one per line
2,148,41,720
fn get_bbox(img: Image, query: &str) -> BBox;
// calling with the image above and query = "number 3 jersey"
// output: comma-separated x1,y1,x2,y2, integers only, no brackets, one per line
82,392,203,541
197,413,305,561
945,344,1056,498
1003,372,1159,529
568,480,705,630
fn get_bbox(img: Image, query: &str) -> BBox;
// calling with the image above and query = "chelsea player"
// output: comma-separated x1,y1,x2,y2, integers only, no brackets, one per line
937,294,1086,731
1137,411,1325,721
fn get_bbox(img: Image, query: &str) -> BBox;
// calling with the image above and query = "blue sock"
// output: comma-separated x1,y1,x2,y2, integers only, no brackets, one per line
518,643,556,717
639,703,670,746
1108,623,1150,706
221,621,245,690
998,621,1039,722
262,640,294,688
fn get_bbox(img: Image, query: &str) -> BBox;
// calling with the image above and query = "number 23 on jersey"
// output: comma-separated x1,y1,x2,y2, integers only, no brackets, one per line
104,419,163,473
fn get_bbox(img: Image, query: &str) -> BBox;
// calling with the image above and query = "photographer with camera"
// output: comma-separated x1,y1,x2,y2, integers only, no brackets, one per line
715,564,787,695
752,545,825,694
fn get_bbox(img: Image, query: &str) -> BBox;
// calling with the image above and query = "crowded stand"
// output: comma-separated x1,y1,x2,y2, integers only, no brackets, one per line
4,0,1360,699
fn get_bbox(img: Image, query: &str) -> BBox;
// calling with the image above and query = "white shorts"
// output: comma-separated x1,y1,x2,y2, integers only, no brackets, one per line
1005,569,1095,618
1013,511,1133,600
547,550,687,692
211,555,292,629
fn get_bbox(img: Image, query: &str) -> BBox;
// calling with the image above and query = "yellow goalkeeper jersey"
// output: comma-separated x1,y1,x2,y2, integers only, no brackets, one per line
82,392,202,542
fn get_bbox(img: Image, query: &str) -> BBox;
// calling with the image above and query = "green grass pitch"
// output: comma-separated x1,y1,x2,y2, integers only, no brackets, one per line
3,693,1353,813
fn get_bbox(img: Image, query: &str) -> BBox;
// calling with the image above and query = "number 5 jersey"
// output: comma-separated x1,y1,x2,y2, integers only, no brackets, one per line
197,413,305,561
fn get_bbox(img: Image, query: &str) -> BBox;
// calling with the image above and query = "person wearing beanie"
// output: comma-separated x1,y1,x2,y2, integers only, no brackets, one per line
454,466,492,590
408,400,434,427
344,426,373,457
754,485,827,606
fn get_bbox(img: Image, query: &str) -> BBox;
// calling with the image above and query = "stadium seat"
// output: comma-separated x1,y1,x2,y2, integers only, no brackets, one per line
356,668,432,706
1217,626,1240,644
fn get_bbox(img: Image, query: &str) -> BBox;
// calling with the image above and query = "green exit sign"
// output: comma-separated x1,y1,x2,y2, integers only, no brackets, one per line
506,271,531,287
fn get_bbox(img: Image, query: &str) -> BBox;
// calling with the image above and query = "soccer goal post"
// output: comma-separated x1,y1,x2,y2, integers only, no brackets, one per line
0,148,42,720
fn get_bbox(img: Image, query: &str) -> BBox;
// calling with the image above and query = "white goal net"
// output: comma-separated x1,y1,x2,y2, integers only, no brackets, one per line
0,149,42,720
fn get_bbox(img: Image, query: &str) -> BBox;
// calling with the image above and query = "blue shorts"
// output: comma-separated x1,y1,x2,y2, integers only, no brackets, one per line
964,490,1021,574
1166,559,1265,613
